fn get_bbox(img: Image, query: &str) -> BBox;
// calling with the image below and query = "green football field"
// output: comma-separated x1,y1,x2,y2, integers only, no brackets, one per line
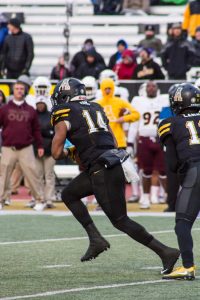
0,213,199,300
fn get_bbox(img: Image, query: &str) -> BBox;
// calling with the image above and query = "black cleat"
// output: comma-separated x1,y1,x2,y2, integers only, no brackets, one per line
81,238,110,262
161,248,180,275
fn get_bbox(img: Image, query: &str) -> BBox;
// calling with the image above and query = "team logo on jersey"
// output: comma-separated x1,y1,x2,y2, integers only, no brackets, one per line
174,87,183,102
59,79,70,91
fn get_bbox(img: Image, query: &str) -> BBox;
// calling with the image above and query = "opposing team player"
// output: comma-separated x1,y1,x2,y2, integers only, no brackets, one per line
128,81,169,208
26,76,52,111
82,76,98,101
159,83,200,280
51,77,179,273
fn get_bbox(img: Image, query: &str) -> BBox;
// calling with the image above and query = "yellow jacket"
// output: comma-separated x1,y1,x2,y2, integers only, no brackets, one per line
96,78,140,148
182,2,200,37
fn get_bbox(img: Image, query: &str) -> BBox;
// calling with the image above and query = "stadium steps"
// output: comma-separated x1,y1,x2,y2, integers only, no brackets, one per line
0,0,184,77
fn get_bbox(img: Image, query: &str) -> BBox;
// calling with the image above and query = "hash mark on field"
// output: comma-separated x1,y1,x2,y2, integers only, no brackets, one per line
141,266,161,270
0,228,199,246
41,264,71,269
0,228,200,246
0,279,177,300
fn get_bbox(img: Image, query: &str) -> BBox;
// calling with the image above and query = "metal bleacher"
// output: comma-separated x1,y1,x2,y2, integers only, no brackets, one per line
0,0,184,78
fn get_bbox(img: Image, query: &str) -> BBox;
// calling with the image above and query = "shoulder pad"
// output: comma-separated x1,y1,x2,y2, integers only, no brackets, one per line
158,117,173,143
51,104,71,126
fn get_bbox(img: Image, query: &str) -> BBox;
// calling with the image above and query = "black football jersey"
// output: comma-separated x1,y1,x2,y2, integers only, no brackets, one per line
158,112,200,165
53,101,115,168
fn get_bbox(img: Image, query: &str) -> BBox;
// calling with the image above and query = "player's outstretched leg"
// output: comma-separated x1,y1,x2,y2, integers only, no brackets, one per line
112,215,180,274
62,172,110,262
81,223,110,262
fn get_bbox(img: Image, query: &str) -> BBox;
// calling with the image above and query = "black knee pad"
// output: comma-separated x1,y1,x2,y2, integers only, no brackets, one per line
175,219,192,236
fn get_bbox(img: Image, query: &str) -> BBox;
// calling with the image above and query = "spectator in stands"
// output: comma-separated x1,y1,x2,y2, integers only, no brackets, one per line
161,22,194,79
138,25,163,55
101,0,123,14
0,14,8,69
108,39,128,69
0,81,44,210
74,48,106,79
122,0,150,14
91,0,102,14
50,55,71,80
70,39,105,75
192,26,200,67
182,0,200,38
113,49,137,79
34,96,56,209
0,18,34,79
133,48,165,80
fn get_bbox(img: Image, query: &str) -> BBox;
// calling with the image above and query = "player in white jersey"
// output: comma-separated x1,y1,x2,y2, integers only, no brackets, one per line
128,81,169,209
96,69,129,100
26,76,52,111
82,76,98,101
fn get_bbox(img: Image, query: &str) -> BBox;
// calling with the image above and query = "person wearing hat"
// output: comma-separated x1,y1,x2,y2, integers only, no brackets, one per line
0,17,34,79
74,47,106,79
108,39,128,69
70,38,105,76
161,22,194,79
133,47,165,80
191,26,200,67
113,49,137,79
138,25,163,55
182,0,200,38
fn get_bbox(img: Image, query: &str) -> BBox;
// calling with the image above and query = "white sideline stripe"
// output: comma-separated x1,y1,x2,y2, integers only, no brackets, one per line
1,277,200,300
41,264,71,269
0,279,176,300
0,228,199,246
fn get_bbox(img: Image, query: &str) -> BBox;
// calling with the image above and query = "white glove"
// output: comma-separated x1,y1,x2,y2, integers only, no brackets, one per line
126,146,134,157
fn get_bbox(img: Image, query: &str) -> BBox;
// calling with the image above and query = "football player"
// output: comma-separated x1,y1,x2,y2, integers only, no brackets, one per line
128,81,169,209
51,77,179,273
159,83,200,280
26,76,52,111
82,76,98,101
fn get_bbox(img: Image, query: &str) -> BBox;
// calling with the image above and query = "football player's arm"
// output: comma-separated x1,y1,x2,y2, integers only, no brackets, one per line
116,100,140,123
51,121,68,160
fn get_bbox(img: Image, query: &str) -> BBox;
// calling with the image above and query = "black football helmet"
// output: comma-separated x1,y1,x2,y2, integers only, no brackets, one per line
51,78,86,107
170,83,200,114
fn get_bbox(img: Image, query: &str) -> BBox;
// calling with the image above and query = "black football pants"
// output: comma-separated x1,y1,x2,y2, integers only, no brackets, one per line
175,162,200,268
62,164,153,246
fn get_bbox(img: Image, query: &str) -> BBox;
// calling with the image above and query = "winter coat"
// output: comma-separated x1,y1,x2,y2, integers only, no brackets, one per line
133,59,165,80
113,49,137,79
50,65,71,80
70,48,105,75
138,36,163,54
191,39,200,67
161,37,194,79
0,29,34,73
34,109,54,157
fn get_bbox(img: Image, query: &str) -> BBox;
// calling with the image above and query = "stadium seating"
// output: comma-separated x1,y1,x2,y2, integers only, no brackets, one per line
0,0,184,77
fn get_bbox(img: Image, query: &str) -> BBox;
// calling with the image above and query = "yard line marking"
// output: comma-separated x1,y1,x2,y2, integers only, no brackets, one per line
41,264,71,269
0,228,199,246
141,266,161,270
0,278,184,300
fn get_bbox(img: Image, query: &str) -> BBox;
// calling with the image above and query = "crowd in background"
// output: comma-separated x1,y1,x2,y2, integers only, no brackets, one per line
0,0,200,211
